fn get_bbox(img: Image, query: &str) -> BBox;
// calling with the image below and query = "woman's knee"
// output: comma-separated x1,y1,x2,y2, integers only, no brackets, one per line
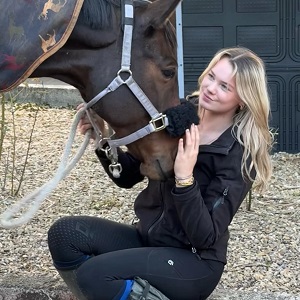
48,216,91,268
48,216,75,250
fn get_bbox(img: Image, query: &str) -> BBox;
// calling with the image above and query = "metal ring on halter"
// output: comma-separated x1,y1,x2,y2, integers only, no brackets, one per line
117,68,132,78
102,145,114,160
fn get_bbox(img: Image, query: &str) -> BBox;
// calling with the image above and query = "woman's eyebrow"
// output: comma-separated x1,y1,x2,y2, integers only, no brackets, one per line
210,70,234,90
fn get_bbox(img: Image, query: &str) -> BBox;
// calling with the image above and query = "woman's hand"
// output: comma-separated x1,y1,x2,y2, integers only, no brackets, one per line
174,124,200,179
77,103,108,140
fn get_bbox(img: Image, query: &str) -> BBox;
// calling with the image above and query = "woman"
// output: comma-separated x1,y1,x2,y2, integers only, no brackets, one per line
47,47,274,300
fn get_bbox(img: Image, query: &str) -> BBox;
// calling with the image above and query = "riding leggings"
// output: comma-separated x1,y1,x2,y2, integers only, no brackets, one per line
48,216,224,300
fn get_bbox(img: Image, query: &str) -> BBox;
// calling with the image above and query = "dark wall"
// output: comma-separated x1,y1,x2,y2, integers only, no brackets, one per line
181,0,300,153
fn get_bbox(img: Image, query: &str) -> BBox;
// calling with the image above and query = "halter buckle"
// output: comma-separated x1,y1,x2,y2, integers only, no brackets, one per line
149,114,169,132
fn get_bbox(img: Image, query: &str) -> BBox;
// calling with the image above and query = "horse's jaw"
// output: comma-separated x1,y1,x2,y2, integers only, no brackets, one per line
126,133,179,181
139,159,175,181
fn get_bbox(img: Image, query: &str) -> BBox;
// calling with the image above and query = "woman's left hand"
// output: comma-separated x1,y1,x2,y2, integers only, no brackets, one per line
174,124,200,179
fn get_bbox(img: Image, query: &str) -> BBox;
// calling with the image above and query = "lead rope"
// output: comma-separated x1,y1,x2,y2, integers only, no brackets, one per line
0,107,95,229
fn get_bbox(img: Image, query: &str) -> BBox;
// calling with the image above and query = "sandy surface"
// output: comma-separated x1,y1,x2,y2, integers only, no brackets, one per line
0,105,299,297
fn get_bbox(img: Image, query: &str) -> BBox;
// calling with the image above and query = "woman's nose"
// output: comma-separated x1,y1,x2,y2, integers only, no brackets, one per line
207,81,217,94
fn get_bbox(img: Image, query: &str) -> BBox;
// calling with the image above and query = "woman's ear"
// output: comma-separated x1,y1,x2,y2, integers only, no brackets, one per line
239,103,245,110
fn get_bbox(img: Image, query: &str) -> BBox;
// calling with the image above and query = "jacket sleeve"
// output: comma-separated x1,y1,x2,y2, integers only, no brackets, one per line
95,147,145,188
171,147,253,250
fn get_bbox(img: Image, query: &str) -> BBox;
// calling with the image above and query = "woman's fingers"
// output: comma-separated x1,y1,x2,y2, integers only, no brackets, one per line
174,124,201,178
183,124,199,152
77,102,85,111
177,138,184,155
193,124,200,150
76,103,94,136
76,105,109,139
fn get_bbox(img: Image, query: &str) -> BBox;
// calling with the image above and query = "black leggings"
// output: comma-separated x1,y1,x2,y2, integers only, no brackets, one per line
48,216,224,300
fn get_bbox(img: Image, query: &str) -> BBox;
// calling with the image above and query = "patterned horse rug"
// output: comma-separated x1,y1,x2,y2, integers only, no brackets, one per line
0,0,84,92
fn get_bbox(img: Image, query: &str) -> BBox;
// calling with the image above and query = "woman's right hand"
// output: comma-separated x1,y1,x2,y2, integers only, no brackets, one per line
174,123,200,179
77,103,108,140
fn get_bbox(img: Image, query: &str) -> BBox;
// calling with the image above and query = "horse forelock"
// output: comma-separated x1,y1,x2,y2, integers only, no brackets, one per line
164,21,177,57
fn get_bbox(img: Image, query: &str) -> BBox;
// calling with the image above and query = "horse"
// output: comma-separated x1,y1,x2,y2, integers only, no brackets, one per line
0,0,182,181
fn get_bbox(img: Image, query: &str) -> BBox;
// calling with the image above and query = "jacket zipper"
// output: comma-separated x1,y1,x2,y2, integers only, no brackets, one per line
190,187,229,260
147,209,165,238
191,246,201,260
212,187,229,211
147,184,165,240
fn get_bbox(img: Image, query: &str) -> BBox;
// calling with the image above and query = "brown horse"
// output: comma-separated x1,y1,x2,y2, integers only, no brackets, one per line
0,0,180,179
1,0,183,180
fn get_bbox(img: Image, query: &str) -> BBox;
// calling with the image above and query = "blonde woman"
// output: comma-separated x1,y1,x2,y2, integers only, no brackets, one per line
187,46,273,193
47,47,274,300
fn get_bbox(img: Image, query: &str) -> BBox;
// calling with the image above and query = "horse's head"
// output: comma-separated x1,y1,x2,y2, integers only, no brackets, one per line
32,0,183,180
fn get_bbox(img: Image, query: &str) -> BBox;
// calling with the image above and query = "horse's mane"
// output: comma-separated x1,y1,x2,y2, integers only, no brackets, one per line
77,0,150,29
78,0,177,52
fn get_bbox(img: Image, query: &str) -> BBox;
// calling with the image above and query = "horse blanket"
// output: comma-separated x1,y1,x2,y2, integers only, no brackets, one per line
0,0,84,92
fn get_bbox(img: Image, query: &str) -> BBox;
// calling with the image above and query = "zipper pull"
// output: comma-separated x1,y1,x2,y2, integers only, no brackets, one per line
221,187,229,204
223,187,228,196
192,247,201,260
212,187,229,211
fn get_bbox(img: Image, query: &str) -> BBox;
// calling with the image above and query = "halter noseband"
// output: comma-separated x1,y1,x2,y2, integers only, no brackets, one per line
84,0,169,178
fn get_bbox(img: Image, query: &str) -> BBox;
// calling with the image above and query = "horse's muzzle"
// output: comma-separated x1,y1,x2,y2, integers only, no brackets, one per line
164,100,200,138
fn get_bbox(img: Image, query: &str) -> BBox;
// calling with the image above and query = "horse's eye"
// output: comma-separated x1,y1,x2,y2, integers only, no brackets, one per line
162,69,175,78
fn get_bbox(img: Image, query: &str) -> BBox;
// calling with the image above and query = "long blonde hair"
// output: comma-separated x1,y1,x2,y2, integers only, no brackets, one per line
192,47,274,192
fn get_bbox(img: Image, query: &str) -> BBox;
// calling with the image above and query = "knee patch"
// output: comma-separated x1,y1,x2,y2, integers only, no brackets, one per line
48,216,92,269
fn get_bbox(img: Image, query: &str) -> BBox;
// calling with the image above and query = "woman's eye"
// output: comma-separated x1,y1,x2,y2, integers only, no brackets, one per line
208,73,214,80
162,69,175,78
221,84,229,91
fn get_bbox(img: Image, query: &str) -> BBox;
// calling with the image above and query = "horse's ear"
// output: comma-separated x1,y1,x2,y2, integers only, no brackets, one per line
142,0,181,29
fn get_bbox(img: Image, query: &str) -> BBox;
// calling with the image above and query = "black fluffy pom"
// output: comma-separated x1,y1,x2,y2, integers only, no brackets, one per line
164,100,199,137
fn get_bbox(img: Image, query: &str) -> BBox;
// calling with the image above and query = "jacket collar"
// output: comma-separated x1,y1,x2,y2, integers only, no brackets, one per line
199,126,236,155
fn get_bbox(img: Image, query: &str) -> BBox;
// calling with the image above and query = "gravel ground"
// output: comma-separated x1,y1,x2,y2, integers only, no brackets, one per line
0,105,299,297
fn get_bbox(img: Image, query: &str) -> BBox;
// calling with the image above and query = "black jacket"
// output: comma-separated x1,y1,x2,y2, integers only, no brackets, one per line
96,126,254,264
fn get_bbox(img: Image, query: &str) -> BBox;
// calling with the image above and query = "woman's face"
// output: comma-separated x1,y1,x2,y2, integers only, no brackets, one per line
199,57,241,116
